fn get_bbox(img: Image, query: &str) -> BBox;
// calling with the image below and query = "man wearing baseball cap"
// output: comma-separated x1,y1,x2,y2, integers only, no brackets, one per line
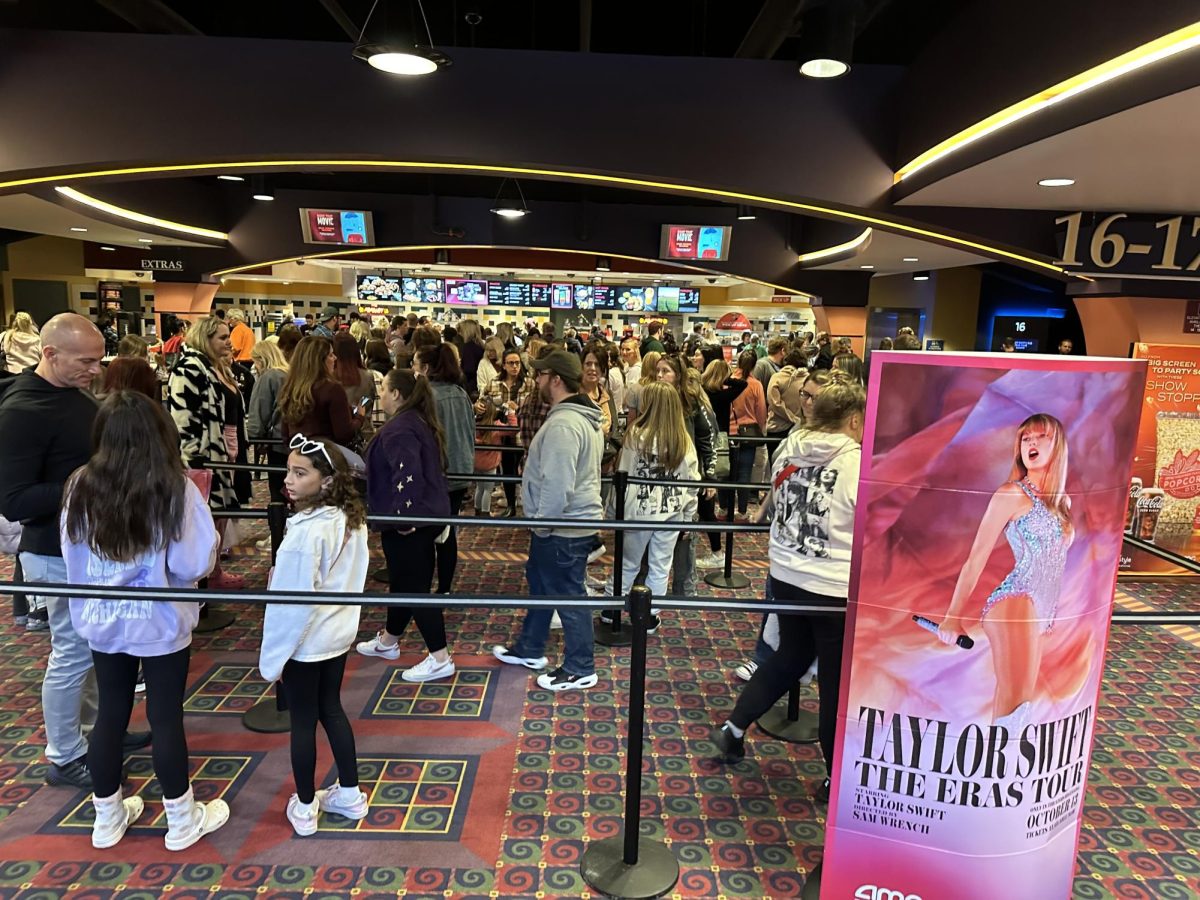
493,349,603,691
313,307,341,339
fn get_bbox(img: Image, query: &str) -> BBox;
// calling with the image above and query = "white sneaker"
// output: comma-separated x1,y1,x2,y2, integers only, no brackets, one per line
696,552,726,570
356,632,400,660
734,660,758,682
286,794,319,836
315,782,368,821
255,537,272,550
401,653,455,683
492,645,548,669
587,544,607,564
585,578,608,598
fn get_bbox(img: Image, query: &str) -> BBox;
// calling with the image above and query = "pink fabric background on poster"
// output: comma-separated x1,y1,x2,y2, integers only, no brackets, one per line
821,353,1146,900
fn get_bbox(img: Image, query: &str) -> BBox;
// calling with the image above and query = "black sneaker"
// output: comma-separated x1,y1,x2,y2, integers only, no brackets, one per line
45,756,93,789
492,645,548,670
26,606,49,632
711,724,746,763
815,777,830,803
122,731,152,753
646,614,661,635
535,667,599,692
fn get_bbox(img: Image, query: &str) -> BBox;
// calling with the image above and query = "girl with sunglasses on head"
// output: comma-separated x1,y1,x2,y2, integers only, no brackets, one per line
358,369,457,683
61,391,228,851
260,433,370,836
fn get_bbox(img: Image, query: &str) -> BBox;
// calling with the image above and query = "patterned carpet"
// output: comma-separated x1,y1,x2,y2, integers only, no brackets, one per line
0,484,1196,899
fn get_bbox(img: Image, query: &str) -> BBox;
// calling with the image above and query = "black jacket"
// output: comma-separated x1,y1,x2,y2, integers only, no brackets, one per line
0,370,98,556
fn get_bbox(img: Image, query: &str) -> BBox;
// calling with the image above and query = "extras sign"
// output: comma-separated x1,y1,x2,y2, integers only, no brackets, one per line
140,258,184,271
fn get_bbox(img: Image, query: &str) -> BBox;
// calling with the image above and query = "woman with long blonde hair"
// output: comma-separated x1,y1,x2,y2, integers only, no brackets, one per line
624,350,663,419
248,338,290,504
610,383,699,625
938,413,1073,732
167,316,247,588
2,311,42,373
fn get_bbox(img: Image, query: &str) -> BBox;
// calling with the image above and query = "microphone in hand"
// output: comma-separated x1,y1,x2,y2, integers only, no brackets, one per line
913,614,974,650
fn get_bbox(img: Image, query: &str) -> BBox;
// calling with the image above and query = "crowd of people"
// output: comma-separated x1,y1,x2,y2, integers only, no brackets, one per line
0,304,1060,847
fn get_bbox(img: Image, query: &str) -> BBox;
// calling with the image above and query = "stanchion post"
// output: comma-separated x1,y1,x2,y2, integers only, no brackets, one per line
596,470,634,647
581,585,680,898
756,681,819,744
267,501,287,565
704,451,750,590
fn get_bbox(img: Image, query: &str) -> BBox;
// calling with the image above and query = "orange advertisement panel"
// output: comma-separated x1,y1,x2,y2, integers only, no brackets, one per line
1126,343,1200,575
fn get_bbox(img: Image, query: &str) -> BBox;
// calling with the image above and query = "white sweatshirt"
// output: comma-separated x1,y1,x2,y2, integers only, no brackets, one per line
617,438,700,522
767,430,860,598
259,504,369,682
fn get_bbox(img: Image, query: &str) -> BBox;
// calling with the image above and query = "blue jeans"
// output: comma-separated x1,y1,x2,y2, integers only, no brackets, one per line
513,534,595,676
21,552,98,766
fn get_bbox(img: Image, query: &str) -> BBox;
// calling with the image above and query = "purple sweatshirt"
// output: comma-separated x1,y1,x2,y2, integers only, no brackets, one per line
62,478,218,657
365,409,451,525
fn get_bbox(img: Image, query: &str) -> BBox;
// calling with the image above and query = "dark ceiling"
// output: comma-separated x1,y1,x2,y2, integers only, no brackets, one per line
0,0,967,65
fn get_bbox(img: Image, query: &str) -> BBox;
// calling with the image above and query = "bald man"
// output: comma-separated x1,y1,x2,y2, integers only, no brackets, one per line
0,313,150,789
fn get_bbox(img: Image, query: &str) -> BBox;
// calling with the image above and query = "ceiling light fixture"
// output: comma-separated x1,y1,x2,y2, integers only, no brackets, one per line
796,227,873,265
490,179,530,218
435,248,450,264
52,186,228,240
859,264,874,269
902,257,919,262
595,256,611,272
736,205,757,220
1038,177,1076,187
251,175,274,201
217,175,245,182
100,245,116,251
896,21,1200,182
70,226,87,232
137,238,153,243
912,270,931,281
352,0,451,76
797,3,855,79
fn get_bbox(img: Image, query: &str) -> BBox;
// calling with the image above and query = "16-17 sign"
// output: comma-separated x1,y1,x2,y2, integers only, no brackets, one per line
1056,212,1200,279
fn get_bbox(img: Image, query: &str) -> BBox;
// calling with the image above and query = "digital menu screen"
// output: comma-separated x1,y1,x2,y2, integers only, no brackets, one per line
573,285,595,310
678,287,700,313
530,284,551,308
592,285,615,310
357,274,403,301
402,276,444,304
300,209,375,246
660,224,731,261
444,278,488,306
613,286,654,313
488,281,530,306
551,283,573,309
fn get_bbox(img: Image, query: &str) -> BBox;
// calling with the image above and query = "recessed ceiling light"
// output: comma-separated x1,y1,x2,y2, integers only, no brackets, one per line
902,257,919,262
282,281,290,285
137,238,153,243
217,175,245,182
252,192,275,201
859,264,874,269
70,226,87,232
1037,178,1075,187
100,245,116,251
913,270,931,281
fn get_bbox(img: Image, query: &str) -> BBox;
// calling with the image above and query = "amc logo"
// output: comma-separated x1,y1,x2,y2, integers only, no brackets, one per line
854,886,922,900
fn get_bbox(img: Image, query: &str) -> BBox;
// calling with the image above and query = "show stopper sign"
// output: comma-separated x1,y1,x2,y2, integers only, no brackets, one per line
821,352,1146,900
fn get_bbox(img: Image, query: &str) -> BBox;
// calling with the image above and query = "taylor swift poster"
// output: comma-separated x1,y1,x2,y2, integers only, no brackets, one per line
820,352,1146,900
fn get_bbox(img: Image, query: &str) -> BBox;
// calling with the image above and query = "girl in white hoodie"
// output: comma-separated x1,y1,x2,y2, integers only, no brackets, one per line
260,433,370,836
61,391,227,852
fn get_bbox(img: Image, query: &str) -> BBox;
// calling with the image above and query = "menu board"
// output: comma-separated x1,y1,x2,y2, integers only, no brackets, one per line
660,224,731,261
551,284,573,309
679,287,700,313
357,274,404,302
300,209,374,246
444,278,488,306
573,285,595,310
530,284,551,308
613,286,654,312
592,285,615,310
402,276,444,304
488,281,529,306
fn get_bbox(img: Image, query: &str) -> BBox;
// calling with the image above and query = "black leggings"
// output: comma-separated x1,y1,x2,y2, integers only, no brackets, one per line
728,578,845,772
90,646,191,799
698,493,721,553
266,449,287,504
279,653,358,804
382,526,447,652
435,489,467,594
500,443,519,510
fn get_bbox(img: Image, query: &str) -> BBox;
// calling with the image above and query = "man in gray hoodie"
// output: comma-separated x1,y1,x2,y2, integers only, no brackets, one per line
493,350,603,691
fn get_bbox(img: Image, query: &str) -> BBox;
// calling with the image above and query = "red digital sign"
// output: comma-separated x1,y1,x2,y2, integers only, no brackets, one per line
659,224,731,261
299,209,375,246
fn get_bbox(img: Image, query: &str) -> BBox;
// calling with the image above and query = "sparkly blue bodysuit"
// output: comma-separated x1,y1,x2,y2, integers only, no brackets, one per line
982,480,1068,633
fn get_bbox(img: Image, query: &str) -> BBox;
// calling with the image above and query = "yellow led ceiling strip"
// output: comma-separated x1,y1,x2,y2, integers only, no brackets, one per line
895,20,1200,183
0,160,1059,272
797,228,872,264
54,186,228,240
